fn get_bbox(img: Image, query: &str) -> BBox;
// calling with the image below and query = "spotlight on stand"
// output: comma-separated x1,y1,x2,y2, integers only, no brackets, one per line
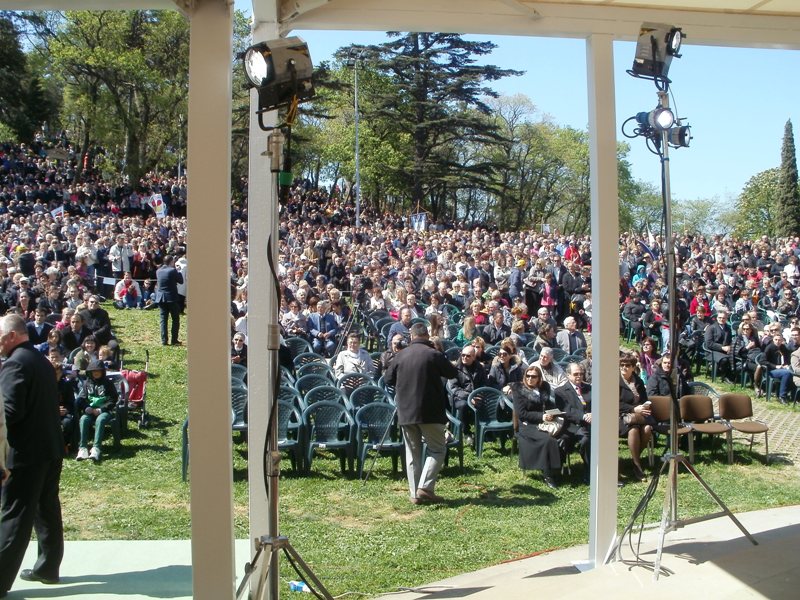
667,124,692,148
242,36,315,117
624,105,690,150
636,107,675,130
612,23,755,582
630,22,684,86
241,36,315,203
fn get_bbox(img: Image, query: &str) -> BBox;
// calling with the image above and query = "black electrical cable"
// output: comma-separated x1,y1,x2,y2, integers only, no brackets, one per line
282,547,326,600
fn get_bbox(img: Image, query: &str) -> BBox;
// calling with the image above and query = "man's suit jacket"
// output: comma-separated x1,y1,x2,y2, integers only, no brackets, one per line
62,325,93,353
26,321,54,345
0,341,63,468
154,265,183,304
555,382,591,437
704,322,732,353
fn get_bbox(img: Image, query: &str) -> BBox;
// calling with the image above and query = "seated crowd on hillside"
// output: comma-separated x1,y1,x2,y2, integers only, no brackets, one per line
0,139,191,461
5,138,794,475
263,184,799,482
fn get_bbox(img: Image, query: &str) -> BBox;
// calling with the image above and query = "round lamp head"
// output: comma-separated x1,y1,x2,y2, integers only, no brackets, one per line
652,107,675,129
668,125,692,148
667,28,683,57
244,45,270,87
635,107,675,131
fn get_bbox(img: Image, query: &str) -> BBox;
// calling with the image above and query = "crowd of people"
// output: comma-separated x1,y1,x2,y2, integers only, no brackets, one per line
2,134,800,590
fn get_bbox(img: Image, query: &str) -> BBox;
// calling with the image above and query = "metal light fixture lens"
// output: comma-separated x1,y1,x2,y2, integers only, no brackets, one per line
244,45,269,87
667,28,683,57
653,108,675,129
635,107,675,131
667,125,691,148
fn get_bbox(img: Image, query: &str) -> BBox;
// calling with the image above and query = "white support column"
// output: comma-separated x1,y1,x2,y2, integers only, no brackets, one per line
186,1,235,599
586,33,620,568
247,14,280,592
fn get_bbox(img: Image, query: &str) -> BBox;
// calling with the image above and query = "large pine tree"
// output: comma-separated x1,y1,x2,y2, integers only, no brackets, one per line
777,119,800,237
360,32,521,218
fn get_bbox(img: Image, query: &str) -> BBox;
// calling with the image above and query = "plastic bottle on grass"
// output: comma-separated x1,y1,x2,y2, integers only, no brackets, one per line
288,580,311,593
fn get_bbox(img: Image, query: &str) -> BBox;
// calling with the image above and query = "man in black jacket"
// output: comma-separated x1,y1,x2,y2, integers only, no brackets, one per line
446,345,488,436
704,310,735,382
0,314,64,597
385,323,457,505
155,255,184,346
555,362,591,479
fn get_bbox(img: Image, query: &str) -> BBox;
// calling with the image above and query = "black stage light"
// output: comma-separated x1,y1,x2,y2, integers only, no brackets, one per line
242,36,315,115
631,22,684,81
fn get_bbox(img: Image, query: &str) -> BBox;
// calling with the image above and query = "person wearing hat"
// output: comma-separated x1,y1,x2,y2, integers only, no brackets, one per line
508,258,526,303
76,359,118,462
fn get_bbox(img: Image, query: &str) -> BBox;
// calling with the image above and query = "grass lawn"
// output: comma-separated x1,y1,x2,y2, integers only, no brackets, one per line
60,304,800,598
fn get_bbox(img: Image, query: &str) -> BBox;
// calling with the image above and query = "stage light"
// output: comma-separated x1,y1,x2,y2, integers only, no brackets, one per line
667,125,691,148
241,37,315,116
631,22,685,82
636,107,675,131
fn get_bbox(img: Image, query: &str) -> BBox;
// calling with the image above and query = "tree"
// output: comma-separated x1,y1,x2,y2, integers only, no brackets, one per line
356,32,521,217
777,119,800,236
730,168,781,239
27,10,190,181
0,14,57,142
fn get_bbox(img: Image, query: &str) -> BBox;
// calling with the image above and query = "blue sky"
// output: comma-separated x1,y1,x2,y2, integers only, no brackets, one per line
235,4,800,205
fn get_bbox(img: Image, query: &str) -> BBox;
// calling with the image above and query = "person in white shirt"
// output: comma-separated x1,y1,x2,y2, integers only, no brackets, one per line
333,333,375,378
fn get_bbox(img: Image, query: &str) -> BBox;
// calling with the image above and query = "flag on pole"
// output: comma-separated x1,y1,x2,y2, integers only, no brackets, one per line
50,205,64,220
147,193,167,219
410,212,427,232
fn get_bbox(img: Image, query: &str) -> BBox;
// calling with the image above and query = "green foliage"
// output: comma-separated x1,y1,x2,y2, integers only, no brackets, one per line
0,15,58,142
777,119,800,236
357,32,522,217
24,10,190,180
730,168,781,239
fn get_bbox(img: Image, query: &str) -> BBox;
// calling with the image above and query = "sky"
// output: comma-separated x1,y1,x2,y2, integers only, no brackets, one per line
234,2,800,206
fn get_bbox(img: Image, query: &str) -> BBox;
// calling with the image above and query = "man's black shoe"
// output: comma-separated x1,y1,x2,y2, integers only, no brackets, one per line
19,569,59,585
543,476,558,490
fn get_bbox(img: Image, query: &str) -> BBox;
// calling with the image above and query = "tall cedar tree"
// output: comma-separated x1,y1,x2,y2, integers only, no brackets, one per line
362,32,521,218
0,15,53,142
777,119,800,237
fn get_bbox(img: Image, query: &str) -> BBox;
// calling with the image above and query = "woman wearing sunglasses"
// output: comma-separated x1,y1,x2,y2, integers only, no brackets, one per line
508,365,562,489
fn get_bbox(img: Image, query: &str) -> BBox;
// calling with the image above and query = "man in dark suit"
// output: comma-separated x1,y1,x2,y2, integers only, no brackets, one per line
0,314,64,597
704,309,735,381
61,312,93,353
555,362,592,481
155,255,184,346
385,323,457,505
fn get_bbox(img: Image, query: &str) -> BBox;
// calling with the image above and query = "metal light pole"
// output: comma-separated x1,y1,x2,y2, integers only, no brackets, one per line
348,49,365,227
178,113,184,178
354,58,361,227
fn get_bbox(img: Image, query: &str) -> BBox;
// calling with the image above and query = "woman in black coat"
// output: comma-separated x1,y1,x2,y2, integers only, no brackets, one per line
509,365,561,489
619,354,652,481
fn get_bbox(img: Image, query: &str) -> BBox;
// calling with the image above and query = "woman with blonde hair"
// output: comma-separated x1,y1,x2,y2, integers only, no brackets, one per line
454,315,477,346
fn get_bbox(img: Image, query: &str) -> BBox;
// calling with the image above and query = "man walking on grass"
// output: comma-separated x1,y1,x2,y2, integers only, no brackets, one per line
385,323,457,505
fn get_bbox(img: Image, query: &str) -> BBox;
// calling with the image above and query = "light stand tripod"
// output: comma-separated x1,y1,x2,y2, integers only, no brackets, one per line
609,88,757,580
236,130,334,600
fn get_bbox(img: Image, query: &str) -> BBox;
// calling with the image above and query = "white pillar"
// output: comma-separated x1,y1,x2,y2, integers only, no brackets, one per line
186,1,235,598
586,33,620,568
247,16,281,596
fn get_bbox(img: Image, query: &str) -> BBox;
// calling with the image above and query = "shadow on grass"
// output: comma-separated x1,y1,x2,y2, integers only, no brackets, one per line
111,442,172,459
